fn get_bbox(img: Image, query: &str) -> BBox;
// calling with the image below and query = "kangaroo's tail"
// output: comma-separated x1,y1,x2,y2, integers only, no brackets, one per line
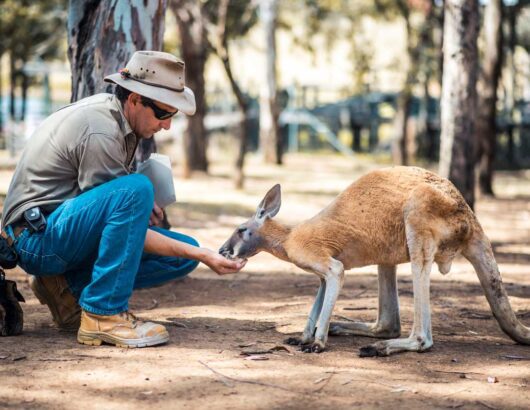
463,229,530,344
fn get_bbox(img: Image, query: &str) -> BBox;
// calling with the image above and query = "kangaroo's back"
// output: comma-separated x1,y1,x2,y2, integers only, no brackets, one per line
286,167,475,269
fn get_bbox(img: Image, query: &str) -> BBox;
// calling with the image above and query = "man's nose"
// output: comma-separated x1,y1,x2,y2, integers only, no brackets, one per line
160,118,172,130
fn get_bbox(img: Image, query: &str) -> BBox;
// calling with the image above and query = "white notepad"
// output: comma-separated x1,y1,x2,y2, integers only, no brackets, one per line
136,154,176,208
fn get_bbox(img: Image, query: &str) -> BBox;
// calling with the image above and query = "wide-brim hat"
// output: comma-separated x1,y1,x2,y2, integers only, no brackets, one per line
104,51,196,115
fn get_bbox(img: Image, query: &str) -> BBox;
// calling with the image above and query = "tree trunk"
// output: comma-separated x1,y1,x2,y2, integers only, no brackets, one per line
392,90,412,165
211,0,252,189
259,0,282,165
439,0,479,209
67,0,166,101
0,55,3,137
20,69,29,122
221,54,250,189
67,0,168,226
9,53,16,121
172,0,209,177
476,0,503,196
392,3,413,166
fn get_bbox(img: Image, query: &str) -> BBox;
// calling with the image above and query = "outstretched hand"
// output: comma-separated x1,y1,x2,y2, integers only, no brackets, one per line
201,249,247,275
149,202,164,227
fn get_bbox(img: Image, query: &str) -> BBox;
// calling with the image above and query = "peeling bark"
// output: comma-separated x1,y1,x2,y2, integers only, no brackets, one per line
439,0,479,209
67,0,167,162
67,0,166,101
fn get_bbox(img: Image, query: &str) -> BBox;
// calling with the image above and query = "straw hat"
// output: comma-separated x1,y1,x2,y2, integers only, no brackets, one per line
104,51,196,115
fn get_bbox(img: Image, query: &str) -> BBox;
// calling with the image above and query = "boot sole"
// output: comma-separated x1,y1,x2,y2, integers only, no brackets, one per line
77,329,170,348
30,277,80,331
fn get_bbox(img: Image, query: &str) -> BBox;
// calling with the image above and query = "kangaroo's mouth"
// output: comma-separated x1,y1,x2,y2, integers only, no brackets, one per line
219,246,236,260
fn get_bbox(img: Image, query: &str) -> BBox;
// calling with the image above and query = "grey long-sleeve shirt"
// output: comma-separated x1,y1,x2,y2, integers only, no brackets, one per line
1,93,139,228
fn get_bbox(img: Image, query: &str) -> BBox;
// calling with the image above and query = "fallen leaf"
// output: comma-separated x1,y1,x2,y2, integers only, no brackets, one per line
487,376,498,383
12,355,26,361
240,350,273,356
0,355,8,360
500,355,530,361
314,377,327,384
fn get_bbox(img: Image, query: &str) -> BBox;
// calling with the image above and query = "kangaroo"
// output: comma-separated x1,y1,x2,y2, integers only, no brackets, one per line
219,166,530,356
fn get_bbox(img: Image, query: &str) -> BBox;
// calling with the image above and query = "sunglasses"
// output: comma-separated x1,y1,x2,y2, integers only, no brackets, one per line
141,97,178,120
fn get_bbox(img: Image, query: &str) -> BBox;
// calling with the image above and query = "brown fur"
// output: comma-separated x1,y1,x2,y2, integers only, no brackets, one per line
220,166,529,355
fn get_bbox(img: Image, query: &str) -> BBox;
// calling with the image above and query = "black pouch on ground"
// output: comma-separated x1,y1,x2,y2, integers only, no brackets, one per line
0,235,18,269
0,269,25,336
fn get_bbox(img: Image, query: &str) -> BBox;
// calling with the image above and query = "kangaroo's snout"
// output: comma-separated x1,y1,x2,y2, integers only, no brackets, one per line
218,243,233,258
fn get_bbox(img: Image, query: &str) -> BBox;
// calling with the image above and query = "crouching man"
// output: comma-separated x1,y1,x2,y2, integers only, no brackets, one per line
0,51,245,348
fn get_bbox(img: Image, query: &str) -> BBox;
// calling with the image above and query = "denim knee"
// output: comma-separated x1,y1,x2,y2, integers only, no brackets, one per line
118,174,154,213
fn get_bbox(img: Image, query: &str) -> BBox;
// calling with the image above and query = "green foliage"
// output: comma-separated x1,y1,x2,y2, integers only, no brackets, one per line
0,0,67,60
203,0,258,40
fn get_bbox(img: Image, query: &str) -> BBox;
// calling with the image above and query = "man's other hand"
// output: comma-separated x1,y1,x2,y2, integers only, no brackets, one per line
201,249,247,275
149,202,164,227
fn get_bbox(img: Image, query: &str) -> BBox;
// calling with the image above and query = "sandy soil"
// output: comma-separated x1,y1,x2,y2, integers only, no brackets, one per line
0,154,529,410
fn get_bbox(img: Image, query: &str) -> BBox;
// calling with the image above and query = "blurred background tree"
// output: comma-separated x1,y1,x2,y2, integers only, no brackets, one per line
1,0,530,199
439,0,479,209
0,0,66,131
67,0,167,163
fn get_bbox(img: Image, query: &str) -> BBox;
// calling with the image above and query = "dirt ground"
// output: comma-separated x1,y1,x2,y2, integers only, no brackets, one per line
0,154,529,410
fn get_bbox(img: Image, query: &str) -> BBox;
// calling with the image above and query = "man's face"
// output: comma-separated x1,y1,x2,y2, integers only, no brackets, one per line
127,94,178,138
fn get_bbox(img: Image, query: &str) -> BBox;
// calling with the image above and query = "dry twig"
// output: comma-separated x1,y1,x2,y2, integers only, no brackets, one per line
198,361,299,394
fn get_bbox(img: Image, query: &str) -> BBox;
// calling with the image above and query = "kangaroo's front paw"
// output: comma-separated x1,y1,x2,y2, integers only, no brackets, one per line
301,341,325,353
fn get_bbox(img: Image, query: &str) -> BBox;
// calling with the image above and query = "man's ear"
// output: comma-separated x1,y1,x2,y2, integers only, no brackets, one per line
255,184,281,221
128,92,141,105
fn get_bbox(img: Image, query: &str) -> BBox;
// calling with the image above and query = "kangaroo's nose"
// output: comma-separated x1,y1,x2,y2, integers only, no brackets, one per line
218,244,233,257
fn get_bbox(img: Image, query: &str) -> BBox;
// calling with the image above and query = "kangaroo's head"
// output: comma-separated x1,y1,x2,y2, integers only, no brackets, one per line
219,184,282,260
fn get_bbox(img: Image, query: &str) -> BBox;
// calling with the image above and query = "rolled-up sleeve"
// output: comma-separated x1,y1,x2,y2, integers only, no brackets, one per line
76,133,130,191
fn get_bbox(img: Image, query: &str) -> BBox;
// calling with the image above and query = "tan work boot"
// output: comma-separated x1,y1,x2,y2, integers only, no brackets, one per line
77,310,169,348
30,275,81,331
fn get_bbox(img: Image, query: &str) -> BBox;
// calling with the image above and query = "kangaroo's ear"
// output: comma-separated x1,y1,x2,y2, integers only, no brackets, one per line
255,184,281,221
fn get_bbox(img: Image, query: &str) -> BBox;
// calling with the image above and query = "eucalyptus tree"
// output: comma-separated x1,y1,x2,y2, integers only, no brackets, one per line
67,0,167,162
171,0,209,177
475,0,503,196
439,0,479,209
259,0,282,165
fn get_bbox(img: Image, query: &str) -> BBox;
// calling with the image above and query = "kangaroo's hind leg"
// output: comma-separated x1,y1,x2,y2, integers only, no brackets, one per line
359,229,435,357
329,265,401,338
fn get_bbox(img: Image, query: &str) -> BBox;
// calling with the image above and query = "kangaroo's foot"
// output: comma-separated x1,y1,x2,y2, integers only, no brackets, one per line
284,335,313,346
358,334,433,357
329,321,401,339
301,340,325,353
284,336,326,353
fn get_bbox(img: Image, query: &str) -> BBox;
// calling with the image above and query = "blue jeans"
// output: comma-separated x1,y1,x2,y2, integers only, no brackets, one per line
12,174,199,315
